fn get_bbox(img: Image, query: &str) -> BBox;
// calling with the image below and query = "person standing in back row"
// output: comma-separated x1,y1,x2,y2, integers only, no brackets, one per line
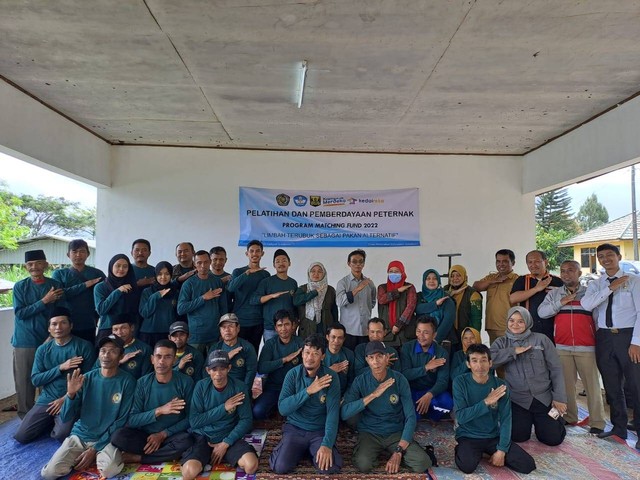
336,250,376,351
509,250,562,343
581,243,640,448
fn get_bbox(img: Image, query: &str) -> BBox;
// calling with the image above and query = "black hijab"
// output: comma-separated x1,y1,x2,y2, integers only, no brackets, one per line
151,260,178,300
104,253,140,314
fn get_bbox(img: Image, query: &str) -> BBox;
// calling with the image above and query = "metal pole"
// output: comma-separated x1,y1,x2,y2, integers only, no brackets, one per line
633,165,639,260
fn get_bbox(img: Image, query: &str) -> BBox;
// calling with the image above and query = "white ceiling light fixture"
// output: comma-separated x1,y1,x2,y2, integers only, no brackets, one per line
297,60,308,108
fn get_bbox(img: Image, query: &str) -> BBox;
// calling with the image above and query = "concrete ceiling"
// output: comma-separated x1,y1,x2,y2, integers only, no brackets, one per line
2,0,640,154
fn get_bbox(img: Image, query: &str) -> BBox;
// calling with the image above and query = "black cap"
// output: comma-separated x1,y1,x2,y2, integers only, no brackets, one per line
206,349,230,368
111,313,135,326
169,321,189,335
50,306,71,319
25,250,46,262
273,248,290,262
98,334,125,352
365,341,387,356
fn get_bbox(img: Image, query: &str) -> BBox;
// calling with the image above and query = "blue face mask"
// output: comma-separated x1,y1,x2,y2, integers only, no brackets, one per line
388,273,402,284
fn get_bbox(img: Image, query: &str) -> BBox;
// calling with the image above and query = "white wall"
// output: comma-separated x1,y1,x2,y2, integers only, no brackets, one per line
0,308,15,399
0,80,111,187
523,94,640,194
98,147,535,295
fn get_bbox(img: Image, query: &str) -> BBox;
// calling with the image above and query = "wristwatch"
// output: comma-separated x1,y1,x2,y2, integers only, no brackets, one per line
394,445,406,455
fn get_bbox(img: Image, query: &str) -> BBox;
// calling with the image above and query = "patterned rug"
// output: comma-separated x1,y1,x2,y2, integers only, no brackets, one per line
1,415,639,479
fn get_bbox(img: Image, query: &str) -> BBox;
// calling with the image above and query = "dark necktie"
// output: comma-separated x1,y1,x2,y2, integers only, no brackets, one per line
606,277,616,328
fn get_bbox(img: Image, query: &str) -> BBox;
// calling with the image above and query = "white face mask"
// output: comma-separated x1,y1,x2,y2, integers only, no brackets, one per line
388,273,402,284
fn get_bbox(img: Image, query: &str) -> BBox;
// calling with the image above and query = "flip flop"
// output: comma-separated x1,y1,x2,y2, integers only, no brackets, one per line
1,404,17,412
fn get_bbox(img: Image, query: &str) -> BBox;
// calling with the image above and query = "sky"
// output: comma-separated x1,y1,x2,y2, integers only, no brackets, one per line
0,151,638,222
0,152,97,208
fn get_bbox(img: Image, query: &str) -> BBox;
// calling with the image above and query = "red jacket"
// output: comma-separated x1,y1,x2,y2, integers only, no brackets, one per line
554,300,596,348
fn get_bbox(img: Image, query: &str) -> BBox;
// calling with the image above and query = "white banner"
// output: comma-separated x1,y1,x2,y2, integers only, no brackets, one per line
238,187,420,247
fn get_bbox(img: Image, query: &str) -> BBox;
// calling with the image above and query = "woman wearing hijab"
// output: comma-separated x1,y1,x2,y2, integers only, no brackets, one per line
294,262,338,339
415,269,455,345
139,261,179,346
450,327,492,381
490,306,567,446
377,260,417,347
94,253,140,342
445,264,483,351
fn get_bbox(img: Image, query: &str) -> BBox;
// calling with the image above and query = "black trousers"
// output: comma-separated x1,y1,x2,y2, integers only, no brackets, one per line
511,398,566,446
344,334,367,352
240,325,264,354
455,436,536,474
111,427,193,463
595,328,640,434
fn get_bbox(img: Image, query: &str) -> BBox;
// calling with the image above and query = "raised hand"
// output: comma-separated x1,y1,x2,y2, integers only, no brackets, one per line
484,385,507,407
283,348,302,364
425,357,446,372
66,368,84,398
306,374,332,395
60,356,84,372
155,397,186,416
224,392,245,413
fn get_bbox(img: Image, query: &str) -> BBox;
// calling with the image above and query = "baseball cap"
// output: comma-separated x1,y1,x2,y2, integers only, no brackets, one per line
206,349,230,368
219,313,239,325
97,334,125,352
365,341,387,356
169,321,189,335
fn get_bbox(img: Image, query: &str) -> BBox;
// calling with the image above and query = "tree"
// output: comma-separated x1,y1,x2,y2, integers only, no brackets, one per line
535,188,578,271
576,193,609,232
535,188,578,234
535,225,574,271
0,184,30,249
18,194,95,238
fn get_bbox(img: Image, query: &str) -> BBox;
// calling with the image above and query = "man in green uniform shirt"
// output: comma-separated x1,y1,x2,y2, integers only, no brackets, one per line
401,316,453,420
177,250,228,354
227,240,270,353
180,350,258,480
169,321,204,381
453,344,536,474
254,310,303,419
52,239,104,344
93,314,153,379
341,341,431,474
41,334,136,480
12,249,66,419
251,248,298,343
270,334,342,474
354,317,401,376
324,323,354,396
15,307,95,444
111,339,194,464
212,313,257,387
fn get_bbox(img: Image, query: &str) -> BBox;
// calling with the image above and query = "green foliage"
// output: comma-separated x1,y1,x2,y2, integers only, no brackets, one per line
576,193,609,232
535,188,579,234
18,194,95,238
0,265,28,308
0,184,30,249
535,225,574,271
